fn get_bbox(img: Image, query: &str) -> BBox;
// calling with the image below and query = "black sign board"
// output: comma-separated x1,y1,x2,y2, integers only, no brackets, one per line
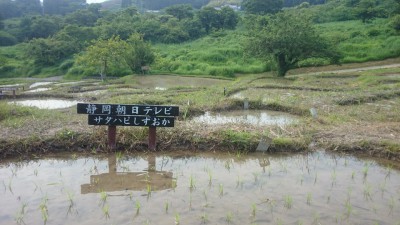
77,103,179,117
88,115,174,127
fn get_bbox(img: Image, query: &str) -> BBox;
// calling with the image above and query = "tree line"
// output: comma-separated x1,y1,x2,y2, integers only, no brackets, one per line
0,0,399,78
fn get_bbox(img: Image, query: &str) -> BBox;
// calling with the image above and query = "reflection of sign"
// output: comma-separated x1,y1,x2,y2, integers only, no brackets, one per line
81,155,174,194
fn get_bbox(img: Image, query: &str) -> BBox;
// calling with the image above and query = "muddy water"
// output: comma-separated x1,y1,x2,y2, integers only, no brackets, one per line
9,99,80,109
192,110,298,126
1,151,399,225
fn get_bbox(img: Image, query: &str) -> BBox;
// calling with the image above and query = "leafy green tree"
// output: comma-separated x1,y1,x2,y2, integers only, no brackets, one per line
242,0,283,15
246,12,340,76
219,6,239,30
197,6,239,34
25,37,79,65
123,33,155,74
356,0,380,23
390,14,400,31
0,31,18,46
77,36,127,80
18,15,62,41
165,4,193,21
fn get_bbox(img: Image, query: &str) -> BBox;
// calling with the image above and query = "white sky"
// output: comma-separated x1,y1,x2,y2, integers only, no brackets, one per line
87,0,108,3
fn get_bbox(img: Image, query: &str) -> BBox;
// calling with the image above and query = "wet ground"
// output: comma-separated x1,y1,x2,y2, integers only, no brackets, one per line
1,151,399,225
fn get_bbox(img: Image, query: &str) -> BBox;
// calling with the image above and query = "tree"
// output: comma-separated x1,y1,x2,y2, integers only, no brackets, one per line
356,0,380,23
77,36,127,80
242,0,283,15
123,33,155,74
245,12,340,77
25,37,79,65
165,4,193,21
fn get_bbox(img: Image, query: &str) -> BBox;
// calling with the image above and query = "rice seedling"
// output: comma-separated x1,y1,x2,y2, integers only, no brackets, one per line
172,178,177,190
34,168,38,176
116,151,123,162
66,191,74,206
363,163,370,178
388,196,395,211
189,175,196,190
175,213,180,225
135,200,141,215
147,184,152,197
306,193,312,205
15,202,27,224
344,201,353,217
351,171,355,180
8,179,13,194
207,170,213,185
11,167,17,177
100,191,108,204
385,165,393,179
284,195,293,209
364,184,372,200
226,211,233,224
102,204,110,219
331,169,337,183
201,213,209,223
39,196,49,224
219,184,224,197
203,190,208,201
327,195,331,204
314,173,318,184
277,218,284,225
313,213,320,224
236,175,244,188
251,203,257,217
224,160,231,171
165,201,169,213
253,172,260,183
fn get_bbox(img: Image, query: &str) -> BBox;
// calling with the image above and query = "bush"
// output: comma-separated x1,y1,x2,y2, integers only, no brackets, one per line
389,15,400,31
0,31,18,46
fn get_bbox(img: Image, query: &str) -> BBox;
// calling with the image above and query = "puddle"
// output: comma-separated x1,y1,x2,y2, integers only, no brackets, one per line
155,87,167,91
1,151,399,225
24,88,51,93
192,110,298,126
29,82,55,89
10,99,80,109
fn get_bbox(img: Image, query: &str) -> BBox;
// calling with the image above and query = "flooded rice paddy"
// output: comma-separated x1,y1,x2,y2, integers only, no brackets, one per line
1,151,399,225
192,110,298,126
10,99,80,109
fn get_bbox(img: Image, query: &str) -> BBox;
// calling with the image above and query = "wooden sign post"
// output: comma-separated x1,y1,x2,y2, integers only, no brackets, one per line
77,103,179,150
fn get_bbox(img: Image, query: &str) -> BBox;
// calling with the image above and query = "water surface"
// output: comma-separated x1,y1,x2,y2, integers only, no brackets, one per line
192,110,298,126
10,99,80,109
1,151,399,225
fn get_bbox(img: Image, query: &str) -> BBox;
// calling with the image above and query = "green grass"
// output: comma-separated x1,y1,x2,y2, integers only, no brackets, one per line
316,19,400,64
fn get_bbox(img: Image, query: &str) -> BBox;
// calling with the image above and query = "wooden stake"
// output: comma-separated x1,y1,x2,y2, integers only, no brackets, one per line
108,125,117,149
148,127,156,150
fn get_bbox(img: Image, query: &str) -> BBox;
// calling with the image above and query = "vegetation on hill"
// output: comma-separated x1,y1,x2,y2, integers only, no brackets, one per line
0,0,399,78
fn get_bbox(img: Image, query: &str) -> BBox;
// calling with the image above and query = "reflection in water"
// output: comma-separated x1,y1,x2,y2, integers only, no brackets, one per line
192,110,298,126
1,151,399,225
24,88,51,93
81,155,174,194
9,99,80,109
29,82,55,88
